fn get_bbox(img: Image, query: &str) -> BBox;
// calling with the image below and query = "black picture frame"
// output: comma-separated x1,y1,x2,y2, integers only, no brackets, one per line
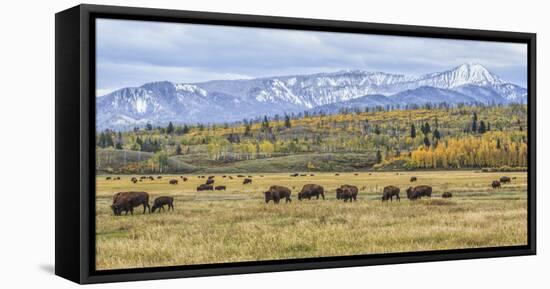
55,4,536,284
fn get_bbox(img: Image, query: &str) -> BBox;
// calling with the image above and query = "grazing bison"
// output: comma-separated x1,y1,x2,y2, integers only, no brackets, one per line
222,175,227,178
442,192,453,198
228,176,233,180
298,184,325,200
115,177,121,180
105,177,111,180
243,178,252,185
197,184,214,191
336,185,359,202
300,174,307,177
410,176,417,182
131,177,138,184
169,179,178,185
151,196,174,213
182,177,188,182
157,176,162,179
382,186,400,202
140,176,147,180
354,173,358,176
215,185,226,191
492,181,501,189
237,175,245,178
500,176,511,184
290,173,299,177
335,173,340,176
111,191,150,216
264,185,292,204
208,176,215,179
406,185,432,200
206,179,215,185
310,174,315,176
148,176,154,181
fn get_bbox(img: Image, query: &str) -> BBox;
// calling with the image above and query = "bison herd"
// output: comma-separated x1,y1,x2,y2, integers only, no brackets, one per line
107,174,515,215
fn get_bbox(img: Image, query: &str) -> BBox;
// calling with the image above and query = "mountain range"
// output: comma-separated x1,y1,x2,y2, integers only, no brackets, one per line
96,63,527,130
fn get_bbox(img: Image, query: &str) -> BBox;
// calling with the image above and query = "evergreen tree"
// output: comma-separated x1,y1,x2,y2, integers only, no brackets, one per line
472,112,478,133
284,114,292,129
166,121,174,134
374,125,381,135
182,124,190,134
244,123,252,137
175,144,182,155
410,124,416,138
478,121,486,134
376,149,382,163
423,135,431,147
421,122,431,135
146,122,153,131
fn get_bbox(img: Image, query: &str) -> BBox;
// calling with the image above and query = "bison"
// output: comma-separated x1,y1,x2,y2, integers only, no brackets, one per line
500,176,511,184
197,184,214,191
298,184,325,200
151,196,174,213
169,179,178,185
208,176,215,179
182,177,188,182
131,177,138,183
157,176,162,179
111,191,150,216
105,177,111,180
229,176,233,180
290,173,299,177
264,185,292,204
215,185,226,191
492,180,501,189
205,179,215,185
148,176,154,181
382,186,400,202
336,185,359,202
406,185,432,200
243,178,252,185
442,192,453,198
237,175,245,178
410,176,417,182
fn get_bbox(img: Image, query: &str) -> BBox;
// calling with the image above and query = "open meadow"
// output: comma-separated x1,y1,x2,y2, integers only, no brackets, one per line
96,170,528,270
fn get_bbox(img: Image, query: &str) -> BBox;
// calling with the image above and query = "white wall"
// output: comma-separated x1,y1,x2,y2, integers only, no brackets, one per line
0,0,546,287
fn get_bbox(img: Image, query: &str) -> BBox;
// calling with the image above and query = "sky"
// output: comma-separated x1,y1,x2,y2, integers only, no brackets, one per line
96,18,528,96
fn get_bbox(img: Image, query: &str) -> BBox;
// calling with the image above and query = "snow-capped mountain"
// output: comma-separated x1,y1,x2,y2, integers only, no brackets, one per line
96,63,527,130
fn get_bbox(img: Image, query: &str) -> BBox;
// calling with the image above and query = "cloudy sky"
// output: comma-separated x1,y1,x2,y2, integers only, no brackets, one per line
96,18,527,96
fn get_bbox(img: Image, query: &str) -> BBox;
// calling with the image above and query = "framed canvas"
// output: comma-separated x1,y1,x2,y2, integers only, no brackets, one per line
55,4,536,284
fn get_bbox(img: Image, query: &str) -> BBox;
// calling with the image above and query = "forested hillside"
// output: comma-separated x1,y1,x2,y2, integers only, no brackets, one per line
96,104,528,173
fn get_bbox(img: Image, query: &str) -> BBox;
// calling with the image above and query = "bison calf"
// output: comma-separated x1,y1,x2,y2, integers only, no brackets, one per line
151,196,174,213
492,180,501,189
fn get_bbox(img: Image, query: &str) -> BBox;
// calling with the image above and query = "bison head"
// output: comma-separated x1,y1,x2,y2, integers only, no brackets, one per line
264,191,272,203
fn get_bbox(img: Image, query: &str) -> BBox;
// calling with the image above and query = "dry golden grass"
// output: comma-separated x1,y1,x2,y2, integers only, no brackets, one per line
95,171,527,270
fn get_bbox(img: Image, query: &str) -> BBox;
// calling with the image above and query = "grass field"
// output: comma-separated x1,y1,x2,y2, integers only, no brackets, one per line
95,171,527,270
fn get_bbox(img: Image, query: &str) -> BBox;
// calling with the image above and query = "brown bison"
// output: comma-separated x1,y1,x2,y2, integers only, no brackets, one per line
243,178,252,185
105,177,111,180
111,191,150,216
197,184,214,191
264,185,292,204
410,176,417,182
442,192,453,198
406,185,432,200
182,177,188,182
131,177,138,183
169,179,178,185
492,181,501,189
157,176,162,179
382,186,400,202
151,196,174,213
336,185,359,202
290,173,299,177
215,185,226,191
237,175,245,178
500,176,511,184
298,184,325,200
229,176,233,179
148,176,154,181
206,178,215,185
208,176,215,179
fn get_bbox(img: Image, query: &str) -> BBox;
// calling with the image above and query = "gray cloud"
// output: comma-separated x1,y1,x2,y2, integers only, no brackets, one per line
96,18,527,95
